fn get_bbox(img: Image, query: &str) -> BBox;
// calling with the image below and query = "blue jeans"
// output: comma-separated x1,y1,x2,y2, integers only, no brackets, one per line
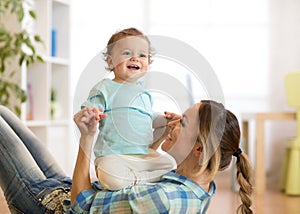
0,106,72,213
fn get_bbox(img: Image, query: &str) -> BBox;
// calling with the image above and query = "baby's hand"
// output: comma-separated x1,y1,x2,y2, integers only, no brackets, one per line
79,107,106,123
92,108,107,121
74,107,107,135
164,111,181,122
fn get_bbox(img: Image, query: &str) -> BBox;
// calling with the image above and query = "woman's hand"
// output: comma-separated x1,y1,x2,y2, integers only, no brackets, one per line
150,112,182,150
163,111,181,139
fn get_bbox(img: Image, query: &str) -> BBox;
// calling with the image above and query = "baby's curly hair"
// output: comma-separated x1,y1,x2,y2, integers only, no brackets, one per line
103,27,154,70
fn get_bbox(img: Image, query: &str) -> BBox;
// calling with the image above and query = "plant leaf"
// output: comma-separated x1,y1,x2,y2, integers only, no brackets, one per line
19,54,25,66
0,0,42,112
29,10,36,19
34,35,42,43
37,55,44,63
14,106,21,117
17,7,24,22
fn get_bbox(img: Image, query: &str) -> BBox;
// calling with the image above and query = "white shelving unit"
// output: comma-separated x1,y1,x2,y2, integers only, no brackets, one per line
22,0,72,174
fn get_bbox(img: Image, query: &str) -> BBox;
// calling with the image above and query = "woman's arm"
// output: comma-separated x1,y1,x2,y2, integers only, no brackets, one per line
71,107,106,204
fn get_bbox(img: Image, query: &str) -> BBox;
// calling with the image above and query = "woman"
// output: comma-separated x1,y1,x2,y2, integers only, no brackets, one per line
0,100,253,213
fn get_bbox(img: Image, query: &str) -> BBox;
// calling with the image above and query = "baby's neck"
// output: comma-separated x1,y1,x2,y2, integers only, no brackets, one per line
112,78,137,85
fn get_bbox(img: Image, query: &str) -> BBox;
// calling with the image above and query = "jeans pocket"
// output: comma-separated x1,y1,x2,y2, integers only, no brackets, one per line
61,177,72,184
37,187,71,213
36,187,55,200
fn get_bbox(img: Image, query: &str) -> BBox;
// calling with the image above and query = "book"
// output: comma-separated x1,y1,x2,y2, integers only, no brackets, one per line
51,28,57,57
26,83,34,120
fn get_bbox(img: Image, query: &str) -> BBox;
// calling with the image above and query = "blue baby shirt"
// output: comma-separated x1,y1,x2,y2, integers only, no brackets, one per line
82,79,157,157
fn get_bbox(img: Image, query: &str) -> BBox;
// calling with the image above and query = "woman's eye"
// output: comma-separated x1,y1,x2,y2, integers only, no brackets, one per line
180,119,185,127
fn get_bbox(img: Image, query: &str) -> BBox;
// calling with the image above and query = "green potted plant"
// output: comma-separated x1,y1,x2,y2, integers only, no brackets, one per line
0,0,43,116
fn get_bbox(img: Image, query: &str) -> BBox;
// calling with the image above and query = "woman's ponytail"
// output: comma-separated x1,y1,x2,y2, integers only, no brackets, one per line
235,153,253,214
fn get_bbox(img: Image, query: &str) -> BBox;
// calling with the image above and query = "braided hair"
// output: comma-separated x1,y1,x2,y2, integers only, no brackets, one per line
198,100,253,214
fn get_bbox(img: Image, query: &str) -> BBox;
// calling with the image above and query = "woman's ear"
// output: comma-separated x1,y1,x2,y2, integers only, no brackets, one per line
193,143,203,158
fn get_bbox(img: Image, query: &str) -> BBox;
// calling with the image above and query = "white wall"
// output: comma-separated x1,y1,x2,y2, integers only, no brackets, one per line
70,0,147,96
267,0,299,181
70,0,299,182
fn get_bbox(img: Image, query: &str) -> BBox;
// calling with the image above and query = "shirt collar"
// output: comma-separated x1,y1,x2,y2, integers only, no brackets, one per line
161,171,216,200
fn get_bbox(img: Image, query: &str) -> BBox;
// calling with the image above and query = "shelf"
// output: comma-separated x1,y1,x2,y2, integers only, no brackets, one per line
53,0,70,6
52,1,70,59
24,120,70,127
21,1,71,174
24,120,48,127
44,56,69,65
24,0,71,122
19,0,72,175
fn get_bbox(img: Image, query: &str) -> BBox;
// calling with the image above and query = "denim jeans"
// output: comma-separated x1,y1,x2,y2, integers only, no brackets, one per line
0,106,72,213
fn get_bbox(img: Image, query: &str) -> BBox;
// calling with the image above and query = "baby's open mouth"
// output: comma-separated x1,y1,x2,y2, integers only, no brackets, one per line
127,65,140,70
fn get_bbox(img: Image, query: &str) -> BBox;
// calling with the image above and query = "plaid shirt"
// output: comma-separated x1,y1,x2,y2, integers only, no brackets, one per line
64,172,216,214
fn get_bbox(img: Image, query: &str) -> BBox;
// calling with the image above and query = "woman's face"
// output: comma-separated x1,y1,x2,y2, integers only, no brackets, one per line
162,103,201,164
